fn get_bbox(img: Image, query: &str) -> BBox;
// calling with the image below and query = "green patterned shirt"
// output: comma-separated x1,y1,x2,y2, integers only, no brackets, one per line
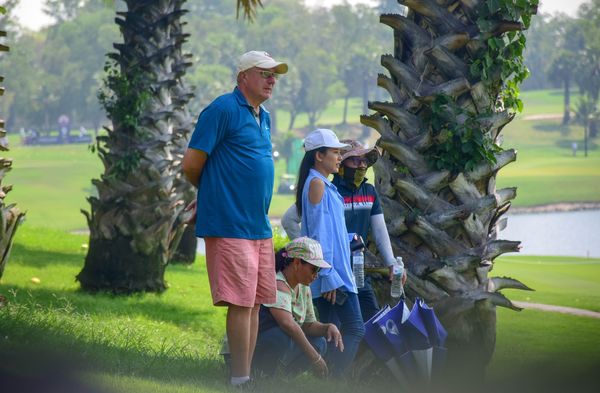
264,271,317,325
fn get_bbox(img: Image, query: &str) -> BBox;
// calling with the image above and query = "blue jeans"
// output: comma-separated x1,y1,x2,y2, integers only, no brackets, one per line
358,276,381,322
313,291,365,378
253,326,327,376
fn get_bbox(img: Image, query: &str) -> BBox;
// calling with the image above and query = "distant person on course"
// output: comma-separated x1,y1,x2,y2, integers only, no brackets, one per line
182,50,288,388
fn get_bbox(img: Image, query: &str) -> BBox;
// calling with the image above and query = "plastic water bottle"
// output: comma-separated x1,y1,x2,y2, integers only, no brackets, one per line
391,256,404,298
352,250,365,288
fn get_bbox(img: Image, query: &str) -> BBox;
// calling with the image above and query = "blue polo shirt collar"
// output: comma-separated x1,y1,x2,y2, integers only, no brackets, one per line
232,87,269,115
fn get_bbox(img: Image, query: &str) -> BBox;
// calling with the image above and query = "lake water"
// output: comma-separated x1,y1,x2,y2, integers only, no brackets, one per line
196,210,600,258
500,210,600,258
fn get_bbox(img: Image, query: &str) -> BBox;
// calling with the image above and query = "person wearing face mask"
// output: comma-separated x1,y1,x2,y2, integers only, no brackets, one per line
281,139,407,322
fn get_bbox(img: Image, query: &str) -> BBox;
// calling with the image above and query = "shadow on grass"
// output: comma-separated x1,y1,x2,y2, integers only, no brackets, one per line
0,319,227,392
0,285,220,331
556,139,598,150
10,242,85,268
532,122,570,133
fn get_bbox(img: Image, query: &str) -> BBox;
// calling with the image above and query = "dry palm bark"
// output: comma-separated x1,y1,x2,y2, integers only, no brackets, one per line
78,0,190,292
0,6,25,280
168,0,197,264
363,0,537,370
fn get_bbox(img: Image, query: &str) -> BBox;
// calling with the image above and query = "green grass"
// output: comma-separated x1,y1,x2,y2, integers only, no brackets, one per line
489,308,600,381
492,255,600,312
275,97,365,131
517,88,583,116
488,255,600,384
0,226,393,393
492,108,600,206
2,228,600,392
5,140,102,231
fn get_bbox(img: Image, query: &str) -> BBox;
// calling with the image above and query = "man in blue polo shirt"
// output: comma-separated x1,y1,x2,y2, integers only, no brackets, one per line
182,50,288,387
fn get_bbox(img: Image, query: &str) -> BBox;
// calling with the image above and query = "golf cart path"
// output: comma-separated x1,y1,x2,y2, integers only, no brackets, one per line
513,301,600,319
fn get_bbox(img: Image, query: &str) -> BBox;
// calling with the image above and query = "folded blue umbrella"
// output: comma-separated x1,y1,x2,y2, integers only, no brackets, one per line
415,298,448,348
363,297,449,383
373,299,411,357
365,301,413,384
414,298,448,378
363,305,394,361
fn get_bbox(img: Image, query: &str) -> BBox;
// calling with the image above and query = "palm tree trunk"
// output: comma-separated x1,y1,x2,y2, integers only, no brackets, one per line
584,121,588,157
287,111,297,130
563,77,571,125
79,0,186,292
168,0,197,264
0,7,25,280
363,0,537,375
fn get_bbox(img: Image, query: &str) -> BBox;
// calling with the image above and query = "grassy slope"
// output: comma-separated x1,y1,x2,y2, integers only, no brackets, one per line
496,116,600,206
0,227,390,393
492,255,600,312
2,228,600,392
5,141,102,231
489,255,600,380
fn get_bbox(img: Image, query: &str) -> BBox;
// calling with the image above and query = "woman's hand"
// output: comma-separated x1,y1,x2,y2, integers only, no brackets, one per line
325,323,344,352
311,354,329,378
322,290,336,304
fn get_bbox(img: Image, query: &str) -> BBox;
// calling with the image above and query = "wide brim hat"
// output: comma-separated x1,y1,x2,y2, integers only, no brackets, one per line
285,237,331,268
237,50,288,74
340,139,380,167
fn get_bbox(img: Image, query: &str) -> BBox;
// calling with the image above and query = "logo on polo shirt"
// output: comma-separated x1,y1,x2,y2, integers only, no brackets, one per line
343,195,374,210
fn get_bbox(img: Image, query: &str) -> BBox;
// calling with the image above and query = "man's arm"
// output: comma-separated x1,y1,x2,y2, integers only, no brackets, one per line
281,204,301,240
182,148,208,187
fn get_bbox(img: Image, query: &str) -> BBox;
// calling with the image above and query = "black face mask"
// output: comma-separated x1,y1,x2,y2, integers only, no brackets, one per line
341,166,367,188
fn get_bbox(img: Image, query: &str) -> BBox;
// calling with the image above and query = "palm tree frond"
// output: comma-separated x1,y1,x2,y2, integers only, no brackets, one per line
236,0,263,21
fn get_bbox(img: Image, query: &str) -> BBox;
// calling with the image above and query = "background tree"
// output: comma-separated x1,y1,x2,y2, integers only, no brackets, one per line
521,13,563,90
0,3,117,132
43,0,87,23
330,3,388,131
0,4,25,280
574,94,598,157
362,0,538,380
296,44,343,128
574,0,600,137
548,51,577,125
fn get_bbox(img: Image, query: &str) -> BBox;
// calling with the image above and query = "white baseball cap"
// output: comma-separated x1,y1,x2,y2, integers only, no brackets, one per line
237,50,288,74
303,129,350,152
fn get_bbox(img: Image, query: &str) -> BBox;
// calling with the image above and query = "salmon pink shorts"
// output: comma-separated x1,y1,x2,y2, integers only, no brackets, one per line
204,237,276,307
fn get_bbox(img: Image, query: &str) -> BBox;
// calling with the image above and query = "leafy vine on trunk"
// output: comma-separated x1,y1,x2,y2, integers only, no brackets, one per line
96,61,152,179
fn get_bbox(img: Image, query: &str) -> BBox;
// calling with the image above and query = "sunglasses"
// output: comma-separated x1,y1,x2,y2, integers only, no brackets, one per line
256,70,280,80
300,261,320,274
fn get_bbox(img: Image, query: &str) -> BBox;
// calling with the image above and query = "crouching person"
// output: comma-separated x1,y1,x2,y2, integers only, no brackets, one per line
254,237,344,378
